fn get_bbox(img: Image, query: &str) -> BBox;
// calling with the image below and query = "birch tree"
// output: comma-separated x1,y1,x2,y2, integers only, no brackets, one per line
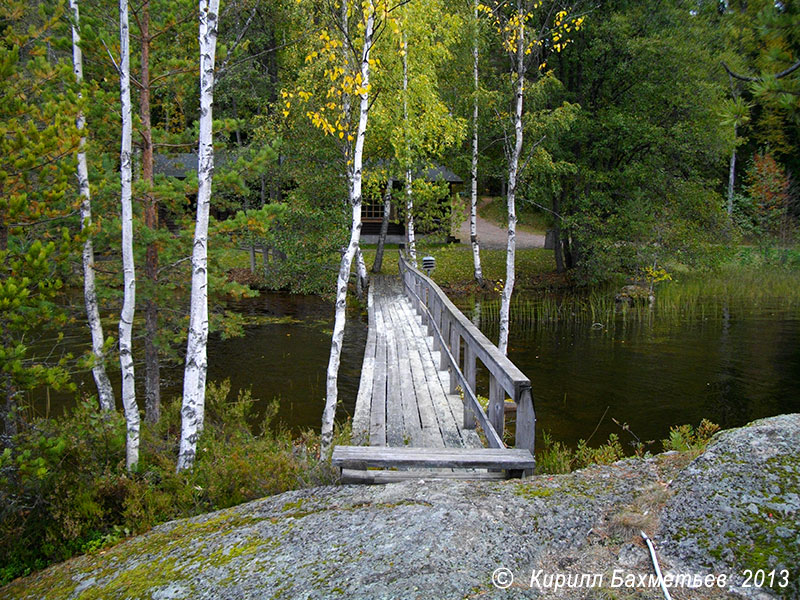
71,0,115,412
319,0,376,455
470,0,483,285
285,0,385,455
497,0,524,356
479,0,583,354
177,0,220,472
402,34,417,266
721,86,749,217
377,0,463,263
119,0,140,470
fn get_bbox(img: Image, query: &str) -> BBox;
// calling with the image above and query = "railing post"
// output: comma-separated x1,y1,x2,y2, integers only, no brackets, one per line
489,376,504,443
422,285,429,326
463,345,476,429
427,290,435,338
439,315,450,370
515,386,535,475
432,299,442,352
449,325,460,394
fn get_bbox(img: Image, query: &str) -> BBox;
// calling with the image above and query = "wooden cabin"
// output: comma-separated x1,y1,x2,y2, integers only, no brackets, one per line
360,166,464,241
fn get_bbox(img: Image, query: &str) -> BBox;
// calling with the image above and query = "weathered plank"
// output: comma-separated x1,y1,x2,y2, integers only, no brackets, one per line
352,284,377,445
332,446,536,470
340,468,507,484
383,296,425,447
397,299,463,449
383,293,406,447
369,292,387,447
391,299,446,448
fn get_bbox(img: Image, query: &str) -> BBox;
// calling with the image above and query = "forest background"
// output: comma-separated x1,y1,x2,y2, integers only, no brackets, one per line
1,0,798,585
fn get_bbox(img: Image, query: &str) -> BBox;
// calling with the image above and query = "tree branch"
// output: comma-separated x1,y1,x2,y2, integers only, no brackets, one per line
517,134,547,176
722,59,800,83
157,256,192,275
101,38,121,75
217,3,260,77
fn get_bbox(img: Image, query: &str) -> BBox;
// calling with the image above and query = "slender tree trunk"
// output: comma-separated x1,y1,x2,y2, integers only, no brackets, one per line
248,245,256,273
498,3,525,356
260,244,270,276
727,123,737,217
471,0,483,285
553,190,564,273
355,245,369,297
139,0,161,425
563,232,574,270
402,36,417,267
119,0,140,471
71,0,114,412
177,0,220,472
320,0,374,455
371,178,392,273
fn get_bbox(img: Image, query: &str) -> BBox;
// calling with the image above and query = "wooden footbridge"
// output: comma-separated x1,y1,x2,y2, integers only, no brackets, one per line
332,253,536,483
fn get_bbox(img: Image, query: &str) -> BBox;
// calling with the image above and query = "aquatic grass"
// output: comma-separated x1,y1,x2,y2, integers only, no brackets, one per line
460,264,800,334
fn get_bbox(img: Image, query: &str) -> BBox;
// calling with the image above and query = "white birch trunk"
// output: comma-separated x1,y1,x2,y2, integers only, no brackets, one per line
471,0,483,285
320,1,375,455
403,36,417,267
71,0,114,412
498,4,525,356
177,0,220,472
119,0,139,470
355,245,369,291
727,123,737,216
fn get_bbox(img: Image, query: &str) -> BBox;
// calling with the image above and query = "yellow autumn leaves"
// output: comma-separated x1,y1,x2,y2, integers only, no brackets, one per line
477,2,585,57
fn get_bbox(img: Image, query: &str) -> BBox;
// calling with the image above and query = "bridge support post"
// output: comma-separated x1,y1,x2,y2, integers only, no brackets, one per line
515,387,535,476
489,376,504,442
463,345,476,429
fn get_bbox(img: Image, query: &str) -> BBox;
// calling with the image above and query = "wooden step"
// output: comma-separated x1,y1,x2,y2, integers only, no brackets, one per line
332,445,536,471
340,468,508,485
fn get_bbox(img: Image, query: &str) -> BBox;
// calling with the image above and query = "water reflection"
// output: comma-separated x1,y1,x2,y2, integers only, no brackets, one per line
28,292,368,434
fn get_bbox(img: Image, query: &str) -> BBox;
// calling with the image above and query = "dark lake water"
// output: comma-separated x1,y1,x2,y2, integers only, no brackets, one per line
30,293,368,433
29,292,800,452
455,297,800,451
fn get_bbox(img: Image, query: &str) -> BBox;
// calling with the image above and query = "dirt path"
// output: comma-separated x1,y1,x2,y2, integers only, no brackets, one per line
457,197,545,249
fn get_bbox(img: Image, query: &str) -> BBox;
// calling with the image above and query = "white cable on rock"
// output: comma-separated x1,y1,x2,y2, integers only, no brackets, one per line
641,530,673,600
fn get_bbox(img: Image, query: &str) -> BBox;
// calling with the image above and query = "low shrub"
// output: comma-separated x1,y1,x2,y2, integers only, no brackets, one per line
535,419,720,475
0,381,345,585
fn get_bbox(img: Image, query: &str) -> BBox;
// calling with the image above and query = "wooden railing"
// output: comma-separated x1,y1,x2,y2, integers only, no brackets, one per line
398,253,535,454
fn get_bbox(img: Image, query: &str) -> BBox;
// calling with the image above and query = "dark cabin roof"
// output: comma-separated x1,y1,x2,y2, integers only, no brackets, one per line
153,152,231,178
419,165,463,184
153,153,197,178
154,153,464,184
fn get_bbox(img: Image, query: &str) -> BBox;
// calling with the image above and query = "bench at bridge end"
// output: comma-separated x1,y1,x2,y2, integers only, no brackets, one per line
332,445,535,480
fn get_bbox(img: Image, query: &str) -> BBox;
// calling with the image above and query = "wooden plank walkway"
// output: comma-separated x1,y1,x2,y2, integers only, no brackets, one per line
351,275,483,450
